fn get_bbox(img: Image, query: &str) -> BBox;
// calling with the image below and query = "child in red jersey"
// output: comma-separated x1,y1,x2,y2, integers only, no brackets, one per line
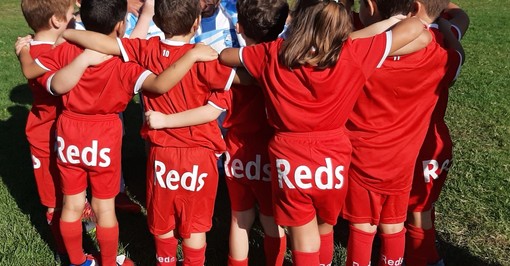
405,2,469,266
61,0,248,264
217,1,428,265
144,0,290,265
16,0,217,265
341,0,464,265
17,0,74,261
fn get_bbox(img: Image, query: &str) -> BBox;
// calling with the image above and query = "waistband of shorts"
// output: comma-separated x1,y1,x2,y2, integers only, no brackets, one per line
61,110,119,122
275,128,345,140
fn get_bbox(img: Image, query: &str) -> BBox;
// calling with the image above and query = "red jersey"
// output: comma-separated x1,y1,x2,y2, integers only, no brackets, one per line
36,42,149,115
26,41,62,157
240,33,391,133
117,37,235,151
346,32,462,195
222,84,273,138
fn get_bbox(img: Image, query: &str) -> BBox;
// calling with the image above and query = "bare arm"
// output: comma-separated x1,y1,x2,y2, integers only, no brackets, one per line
349,15,405,39
444,2,470,38
14,36,47,79
50,49,112,95
220,47,242,67
62,29,121,55
129,0,155,39
145,105,223,129
141,43,218,94
388,17,430,55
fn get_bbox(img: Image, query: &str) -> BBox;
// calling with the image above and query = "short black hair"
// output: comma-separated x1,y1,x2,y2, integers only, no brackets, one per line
80,0,127,34
237,0,289,43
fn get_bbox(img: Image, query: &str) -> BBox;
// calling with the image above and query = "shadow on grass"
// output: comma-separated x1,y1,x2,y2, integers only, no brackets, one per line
333,217,502,266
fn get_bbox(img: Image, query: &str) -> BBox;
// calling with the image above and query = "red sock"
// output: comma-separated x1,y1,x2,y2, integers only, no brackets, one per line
292,250,319,266
264,235,287,266
96,224,119,266
182,244,206,266
378,228,406,266
227,256,248,266
60,219,85,265
319,231,334,266
154,236,178,266
405,224,441,266
47,210,67,254
346,225,376,266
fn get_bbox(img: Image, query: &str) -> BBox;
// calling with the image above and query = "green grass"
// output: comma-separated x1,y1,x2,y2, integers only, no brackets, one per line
1,0,509,265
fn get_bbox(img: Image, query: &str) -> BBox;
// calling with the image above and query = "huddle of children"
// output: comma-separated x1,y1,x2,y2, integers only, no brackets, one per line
14,0,469,265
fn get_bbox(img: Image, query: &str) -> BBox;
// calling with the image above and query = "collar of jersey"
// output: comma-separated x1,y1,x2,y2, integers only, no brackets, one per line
161,39,187,46
30,40,55,46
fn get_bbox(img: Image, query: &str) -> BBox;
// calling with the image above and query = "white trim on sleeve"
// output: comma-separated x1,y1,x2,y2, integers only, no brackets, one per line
451,24,462,40
46,73,57,96
117,37,130,62
35,58,51,71
207,101,227,112
452,50,463,81
224,67,236,91
377,31,392,68
134,70,153,94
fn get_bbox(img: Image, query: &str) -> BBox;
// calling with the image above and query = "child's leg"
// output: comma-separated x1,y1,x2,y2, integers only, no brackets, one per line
405,210,441,266
60,191,87,265
288,216,320,266
346,223,377,266
155,231,178,266
92,196,118,266
318,220,334,266
259,213,287,266
378,223,406,266
228,208,255,265
182,233,207,266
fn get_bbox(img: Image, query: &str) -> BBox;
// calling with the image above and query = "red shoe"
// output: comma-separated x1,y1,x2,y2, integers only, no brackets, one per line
115,192,141,213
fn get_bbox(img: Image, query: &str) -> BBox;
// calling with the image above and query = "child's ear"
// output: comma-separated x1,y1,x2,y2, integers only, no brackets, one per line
115,20,126,37
192,16,201,33
412,1,423,16
235,23,244,34
367,0,377,16
50,15,65,29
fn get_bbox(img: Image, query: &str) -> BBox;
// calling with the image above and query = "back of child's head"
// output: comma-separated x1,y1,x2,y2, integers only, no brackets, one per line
154,0,201,37
80,0,127,34
416,0,450,20
370,0,414,19
236,0,289,43
21,0,74,32
279,0,352,69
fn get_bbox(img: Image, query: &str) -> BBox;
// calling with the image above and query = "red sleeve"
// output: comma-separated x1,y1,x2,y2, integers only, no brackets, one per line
197,60,236,91
118,37,148,64
208,90,232,111
35,42,79,71
119,62,152,96
348,31,391,77
239,41,272,80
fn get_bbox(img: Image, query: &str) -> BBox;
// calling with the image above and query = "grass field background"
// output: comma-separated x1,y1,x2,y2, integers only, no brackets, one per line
0,0,509,265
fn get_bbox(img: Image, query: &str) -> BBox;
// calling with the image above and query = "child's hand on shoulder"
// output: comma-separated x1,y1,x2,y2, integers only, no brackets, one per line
15,35,32,56
82,49,112,66
145,110,169,129
191,43,219,62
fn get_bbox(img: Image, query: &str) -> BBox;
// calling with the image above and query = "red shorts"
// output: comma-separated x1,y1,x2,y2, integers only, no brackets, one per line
146,145,219,238
269,129,351,227
224,134,273,216
56,111,122,199
408,134,452,212
30,152,62,208
343,178,409,225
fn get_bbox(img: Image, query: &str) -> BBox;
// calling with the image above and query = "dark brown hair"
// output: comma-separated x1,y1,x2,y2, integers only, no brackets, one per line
362,0,414,19
154,0,201,37
279,0,352,69
417,0,450,20
236,0,289,43
80,0,127,34
21,0,74,31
